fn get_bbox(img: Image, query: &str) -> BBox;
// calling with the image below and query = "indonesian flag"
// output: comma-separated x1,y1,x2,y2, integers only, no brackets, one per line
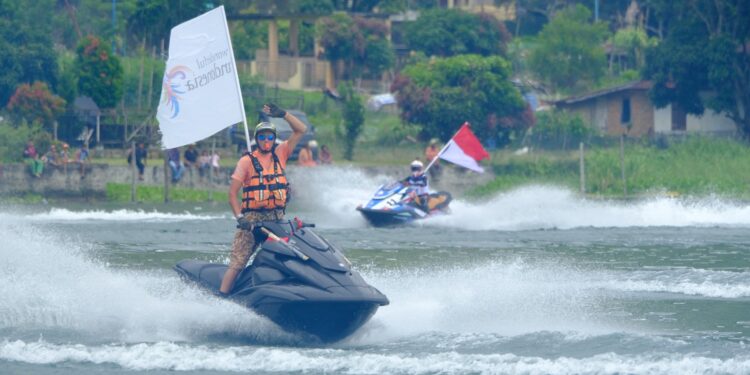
439,122,490,173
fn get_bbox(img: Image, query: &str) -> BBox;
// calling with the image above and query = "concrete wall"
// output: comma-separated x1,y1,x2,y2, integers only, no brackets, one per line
652,104,737,135
654,105,672,133
0,162,494,199
688,109,736,134
0,163,234,198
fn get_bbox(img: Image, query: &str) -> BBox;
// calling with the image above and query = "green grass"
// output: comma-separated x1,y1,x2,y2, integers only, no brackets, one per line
0,192,48,204
471,137,750,199
106,183,228,203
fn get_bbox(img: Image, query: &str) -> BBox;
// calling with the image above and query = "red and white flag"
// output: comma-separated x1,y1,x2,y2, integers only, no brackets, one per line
438,122,490,173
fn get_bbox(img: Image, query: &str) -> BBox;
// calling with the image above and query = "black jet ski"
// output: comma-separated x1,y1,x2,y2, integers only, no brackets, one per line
174,219,388,343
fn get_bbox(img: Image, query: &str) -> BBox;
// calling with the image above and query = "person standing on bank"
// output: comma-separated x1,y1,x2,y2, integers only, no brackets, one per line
219,103,307,295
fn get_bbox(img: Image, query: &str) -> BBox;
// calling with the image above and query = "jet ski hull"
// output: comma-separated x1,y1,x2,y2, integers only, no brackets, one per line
252,300,381,342
175,258,387,343
357,206,419,227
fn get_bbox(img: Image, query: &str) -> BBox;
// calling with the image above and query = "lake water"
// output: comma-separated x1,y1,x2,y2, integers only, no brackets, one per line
2,167,750,374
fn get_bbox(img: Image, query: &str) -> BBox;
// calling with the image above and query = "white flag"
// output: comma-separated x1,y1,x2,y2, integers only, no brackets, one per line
157,6,244,149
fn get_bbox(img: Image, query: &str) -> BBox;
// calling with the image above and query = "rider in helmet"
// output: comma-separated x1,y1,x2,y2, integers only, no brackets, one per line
220,103,307,295
403,159,430,212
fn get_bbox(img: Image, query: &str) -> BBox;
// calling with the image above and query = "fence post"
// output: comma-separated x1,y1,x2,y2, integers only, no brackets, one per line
620,134,627,197
130,141,136,202
208,138,216,202
579,142,585,194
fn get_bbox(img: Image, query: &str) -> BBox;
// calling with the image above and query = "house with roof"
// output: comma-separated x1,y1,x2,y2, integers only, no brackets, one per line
553,80,736,137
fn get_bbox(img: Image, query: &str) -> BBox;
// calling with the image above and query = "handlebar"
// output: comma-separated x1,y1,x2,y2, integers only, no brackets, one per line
235,218,315,231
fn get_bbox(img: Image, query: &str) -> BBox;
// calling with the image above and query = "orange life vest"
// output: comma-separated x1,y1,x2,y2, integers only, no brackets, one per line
240,149,289,213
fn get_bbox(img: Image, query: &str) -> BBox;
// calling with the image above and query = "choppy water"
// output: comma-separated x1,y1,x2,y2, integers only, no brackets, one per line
2,166,750,374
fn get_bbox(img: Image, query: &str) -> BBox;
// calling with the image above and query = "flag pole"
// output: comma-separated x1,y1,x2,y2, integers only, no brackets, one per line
423,139,451,175
220,6,251,152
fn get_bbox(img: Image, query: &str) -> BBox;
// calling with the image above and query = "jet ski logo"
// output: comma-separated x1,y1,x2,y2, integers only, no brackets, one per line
161,65,191,119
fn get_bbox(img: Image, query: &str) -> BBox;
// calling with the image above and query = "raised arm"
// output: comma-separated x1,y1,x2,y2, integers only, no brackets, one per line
264,103,307,153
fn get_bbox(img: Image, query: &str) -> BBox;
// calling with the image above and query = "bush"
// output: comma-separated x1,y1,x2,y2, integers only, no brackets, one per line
531,109,595,150
6,82,66,129
0,121,45,162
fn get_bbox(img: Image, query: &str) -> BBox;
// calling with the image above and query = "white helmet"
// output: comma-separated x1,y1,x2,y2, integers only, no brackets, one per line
410,160,424,169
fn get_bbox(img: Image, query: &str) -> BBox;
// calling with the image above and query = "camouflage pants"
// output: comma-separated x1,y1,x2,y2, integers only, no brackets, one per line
228,209,284,271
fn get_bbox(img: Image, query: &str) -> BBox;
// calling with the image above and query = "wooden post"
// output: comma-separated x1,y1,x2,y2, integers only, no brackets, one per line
620,134,627,197
208,137,216,201
147,45,156,110
164,151,170,203
579,142,585,194
137,38,145,111
130,141,137,202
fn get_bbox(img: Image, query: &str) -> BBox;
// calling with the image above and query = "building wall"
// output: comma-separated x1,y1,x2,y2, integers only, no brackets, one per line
687,109,736,134
654,106,672,133
558,90,653,137
604,90,653,137
559,87,738,137
652,104,736,135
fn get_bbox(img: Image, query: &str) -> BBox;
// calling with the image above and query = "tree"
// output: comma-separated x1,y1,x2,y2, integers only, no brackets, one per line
405,8,511,57
340,82,365,161
127,0,210,48
610,26,657,73
317,13,394,81
528,4,609,94
643,0,750,138
391,54,528,146
75,36,124,109
0,0,59,106
6,82,66,129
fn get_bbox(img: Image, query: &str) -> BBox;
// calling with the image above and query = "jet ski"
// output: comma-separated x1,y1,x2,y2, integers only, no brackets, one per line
174,219,388,343
357,181,452,227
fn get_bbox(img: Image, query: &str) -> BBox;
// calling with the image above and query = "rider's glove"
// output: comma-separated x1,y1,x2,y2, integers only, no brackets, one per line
265,103,286,118
236,215,253,230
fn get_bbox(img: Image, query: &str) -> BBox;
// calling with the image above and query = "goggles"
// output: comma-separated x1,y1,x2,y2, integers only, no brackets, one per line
411,166,422,172
257,134,275,142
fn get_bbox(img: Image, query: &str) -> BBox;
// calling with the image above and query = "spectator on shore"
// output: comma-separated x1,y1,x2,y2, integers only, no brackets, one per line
167,148,185,183
319,144,333,165
42,144,61,169
75,144,90,179
127,142,148,181
23,140,43,177
184,144,199,171
198,150,211,180
210,150,221,174
297,142,317,167
60,143,71,165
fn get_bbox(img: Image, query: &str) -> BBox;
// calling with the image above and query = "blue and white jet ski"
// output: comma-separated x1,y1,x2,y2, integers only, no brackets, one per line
356,181,452,227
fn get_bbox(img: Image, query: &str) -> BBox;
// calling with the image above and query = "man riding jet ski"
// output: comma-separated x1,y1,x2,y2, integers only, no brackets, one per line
175,218,389,343
357,160,452,227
